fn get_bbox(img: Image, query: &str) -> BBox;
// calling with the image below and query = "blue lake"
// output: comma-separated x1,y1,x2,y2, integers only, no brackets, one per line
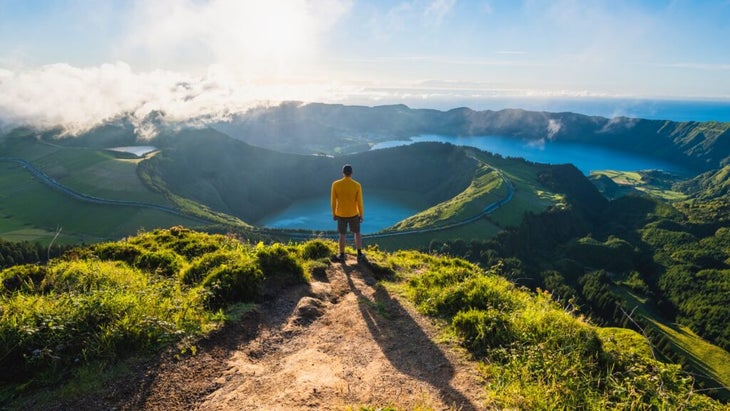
371,135,688,176
256,189,421,234
260,134,688,232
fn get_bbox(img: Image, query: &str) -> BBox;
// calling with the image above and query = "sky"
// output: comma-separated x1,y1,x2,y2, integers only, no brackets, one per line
1,0,729,134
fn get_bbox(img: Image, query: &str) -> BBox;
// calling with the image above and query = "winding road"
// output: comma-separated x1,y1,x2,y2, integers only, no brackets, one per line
1,156,514,241
1,157,212,224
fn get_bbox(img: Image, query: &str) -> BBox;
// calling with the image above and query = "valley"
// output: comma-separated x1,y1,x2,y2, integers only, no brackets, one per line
1,103,729,409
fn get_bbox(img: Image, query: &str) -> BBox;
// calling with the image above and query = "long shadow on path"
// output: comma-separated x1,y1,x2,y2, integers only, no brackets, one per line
342,262,480,411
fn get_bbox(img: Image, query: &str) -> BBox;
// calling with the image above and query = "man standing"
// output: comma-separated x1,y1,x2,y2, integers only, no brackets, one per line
331,164,365,263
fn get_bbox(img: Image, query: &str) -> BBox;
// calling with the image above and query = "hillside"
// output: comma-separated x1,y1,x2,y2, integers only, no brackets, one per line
0,137,212,244
140,129,478,223
215,102,730,172
1,228,726,410
1,125,570,246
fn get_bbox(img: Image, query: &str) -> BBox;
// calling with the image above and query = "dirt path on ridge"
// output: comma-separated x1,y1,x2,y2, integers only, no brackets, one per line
115,256,489,410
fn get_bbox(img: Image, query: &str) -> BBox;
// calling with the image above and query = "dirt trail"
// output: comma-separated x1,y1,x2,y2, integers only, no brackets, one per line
118,256,489,410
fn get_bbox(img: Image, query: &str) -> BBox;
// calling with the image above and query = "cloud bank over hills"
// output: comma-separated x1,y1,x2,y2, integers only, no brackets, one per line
0,62,624,138
1,1,728,135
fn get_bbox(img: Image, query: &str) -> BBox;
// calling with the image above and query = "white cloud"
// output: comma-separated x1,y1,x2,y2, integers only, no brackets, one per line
122,0,352,80
0,62,342,137
0,0,356,136
546,119,562,140
424,0,456,25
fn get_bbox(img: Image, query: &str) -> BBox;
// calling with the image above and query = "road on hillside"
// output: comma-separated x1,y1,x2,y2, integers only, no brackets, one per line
2,156,514,240
1,157,212,224
282,170,515,241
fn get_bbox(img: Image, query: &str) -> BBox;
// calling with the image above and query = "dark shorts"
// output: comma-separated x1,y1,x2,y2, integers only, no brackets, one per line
336,216,361,234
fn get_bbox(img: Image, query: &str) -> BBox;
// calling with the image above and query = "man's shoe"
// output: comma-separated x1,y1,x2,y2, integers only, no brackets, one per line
332,253,345,263
357,253,367,263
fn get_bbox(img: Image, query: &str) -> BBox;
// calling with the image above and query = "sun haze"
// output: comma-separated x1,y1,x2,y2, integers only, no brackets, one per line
0,0,728,133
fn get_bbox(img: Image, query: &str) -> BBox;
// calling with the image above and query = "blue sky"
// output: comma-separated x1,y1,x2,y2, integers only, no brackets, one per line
1,0,729,132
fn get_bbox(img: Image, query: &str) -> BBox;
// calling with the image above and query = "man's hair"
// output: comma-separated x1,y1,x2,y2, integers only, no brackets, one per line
342,164,353,176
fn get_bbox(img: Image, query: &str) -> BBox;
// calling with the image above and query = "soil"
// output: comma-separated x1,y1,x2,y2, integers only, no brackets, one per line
63,255,491,410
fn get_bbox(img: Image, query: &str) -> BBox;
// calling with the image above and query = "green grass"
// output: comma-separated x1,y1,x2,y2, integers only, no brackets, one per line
615,286,730,398
391,164,506,230
26,145,174,205
382,249,727,410
2,231,727,409
372,219,502,251
0,228,315,406
371,151,563,250
591,170,687,201
0,166,206,244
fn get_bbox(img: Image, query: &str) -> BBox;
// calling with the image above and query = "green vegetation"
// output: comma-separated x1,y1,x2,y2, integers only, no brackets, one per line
590,170,687,201
2,114,730,408
0,133,214,243
428,164,730,400
0,227,316,406
615,286,730,394
390,163,505,230
139,129,478,224
674,165,730,223
371,249,725,410
0,164,208,244
0,238,70,268
1,230,725,409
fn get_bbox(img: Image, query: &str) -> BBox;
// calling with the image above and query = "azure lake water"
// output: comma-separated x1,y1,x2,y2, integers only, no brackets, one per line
259,98,730,232
256,189,421,234
371,135,688,176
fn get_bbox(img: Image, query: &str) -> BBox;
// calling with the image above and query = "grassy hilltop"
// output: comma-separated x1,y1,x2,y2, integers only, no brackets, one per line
1,228,727,410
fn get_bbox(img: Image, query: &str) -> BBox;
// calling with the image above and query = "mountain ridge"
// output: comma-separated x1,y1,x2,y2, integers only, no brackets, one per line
212,102,730,172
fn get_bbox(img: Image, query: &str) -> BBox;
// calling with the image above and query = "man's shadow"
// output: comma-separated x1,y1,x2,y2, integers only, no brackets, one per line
341,263,479,411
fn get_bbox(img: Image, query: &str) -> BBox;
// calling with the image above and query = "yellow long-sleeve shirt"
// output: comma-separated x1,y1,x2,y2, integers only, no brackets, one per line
331,176,364,218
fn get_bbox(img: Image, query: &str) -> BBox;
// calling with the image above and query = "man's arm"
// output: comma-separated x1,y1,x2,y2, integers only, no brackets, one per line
331,183,337,220
357,184,364,221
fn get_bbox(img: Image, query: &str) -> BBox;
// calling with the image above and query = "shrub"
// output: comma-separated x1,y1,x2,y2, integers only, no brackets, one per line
181,250,238,285
301,240,333,260
1,264,48,295
256,243,307,286
0,260,214,387
93,242,143,265
201,258,264,309
452,308,513,354
135,250,184,277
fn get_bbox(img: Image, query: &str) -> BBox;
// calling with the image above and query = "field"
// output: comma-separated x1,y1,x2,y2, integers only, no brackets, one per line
615,286,730,399
590,170,687,201
0,145,208,244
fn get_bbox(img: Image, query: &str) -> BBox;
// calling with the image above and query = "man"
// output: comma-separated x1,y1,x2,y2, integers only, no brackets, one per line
331,163,365,263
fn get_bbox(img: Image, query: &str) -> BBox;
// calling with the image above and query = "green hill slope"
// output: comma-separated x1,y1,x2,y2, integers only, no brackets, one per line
0,131,217,244
139,128,479,223
1,228,726,409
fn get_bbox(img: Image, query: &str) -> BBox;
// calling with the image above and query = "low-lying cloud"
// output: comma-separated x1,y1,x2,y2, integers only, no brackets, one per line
0,63,343,138
1,61,624,138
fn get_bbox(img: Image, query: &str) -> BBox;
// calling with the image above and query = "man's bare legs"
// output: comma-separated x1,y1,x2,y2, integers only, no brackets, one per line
338,232,363,260
339,233,347,256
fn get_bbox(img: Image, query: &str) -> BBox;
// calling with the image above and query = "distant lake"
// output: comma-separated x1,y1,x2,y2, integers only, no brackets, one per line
108,146,157,157
371,135,687,175
257,189,424,234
